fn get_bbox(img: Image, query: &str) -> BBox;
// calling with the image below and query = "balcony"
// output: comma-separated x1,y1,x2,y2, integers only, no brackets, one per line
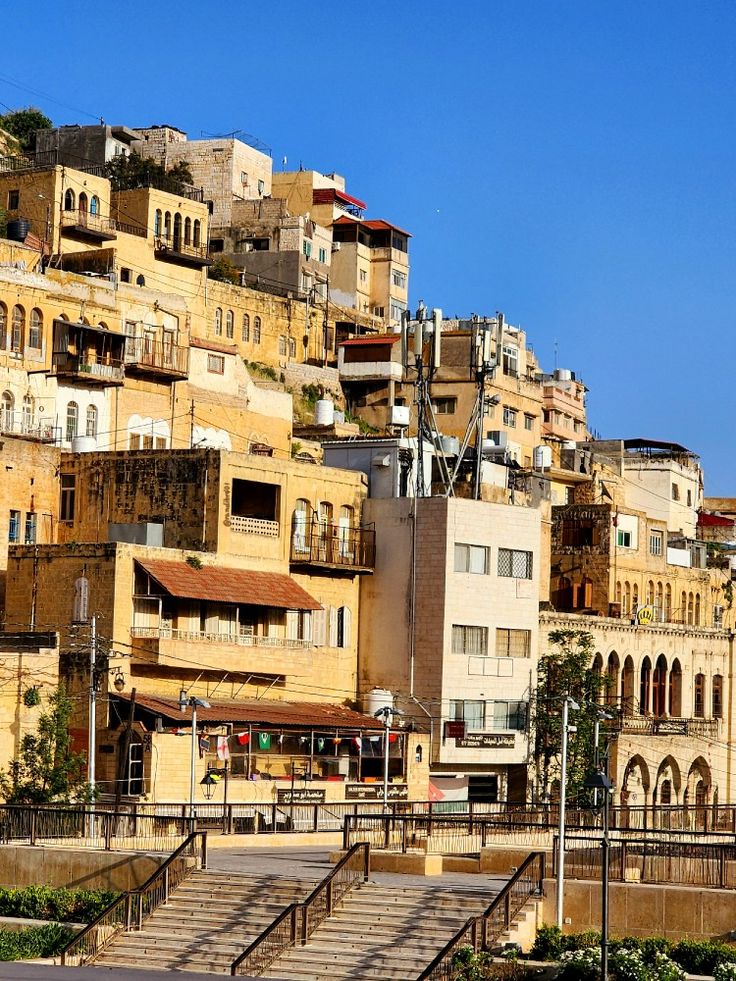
61,210,117,242
124,337,189,379
614,714,720,739
52,352,124,385
290,520,375,573
0,412,59,443
154,236,212,268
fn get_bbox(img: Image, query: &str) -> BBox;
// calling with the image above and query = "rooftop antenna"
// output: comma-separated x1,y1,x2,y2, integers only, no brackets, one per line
401,302,451,496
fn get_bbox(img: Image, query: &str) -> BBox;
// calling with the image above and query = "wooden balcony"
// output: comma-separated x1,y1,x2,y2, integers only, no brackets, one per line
61,210,117,242
290,519,375,573
124,337,189,379
154,236,211,268
52,352,124,385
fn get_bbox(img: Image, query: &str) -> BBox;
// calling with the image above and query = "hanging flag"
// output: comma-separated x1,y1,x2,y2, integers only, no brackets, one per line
217,736,230,761
389,733,399,744
299,736,308,745
278,734,285,745
258,732,271,750
353,737,362,752
333,737,342,747
198,736,209,758
317,737,325,752
237,731,250,746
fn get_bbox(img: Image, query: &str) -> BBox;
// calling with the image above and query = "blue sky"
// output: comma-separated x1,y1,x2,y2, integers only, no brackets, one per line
3,1,735,490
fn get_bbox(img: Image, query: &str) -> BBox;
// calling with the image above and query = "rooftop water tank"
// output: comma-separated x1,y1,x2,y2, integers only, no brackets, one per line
533,445,553,470
363,687,394,720
6,218,31,243
71,436,97,453
440,436,460,456
554,368,573,382
314,399,335,426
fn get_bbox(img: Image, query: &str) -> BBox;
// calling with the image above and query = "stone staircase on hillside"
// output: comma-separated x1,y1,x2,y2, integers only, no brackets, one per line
94,868,318,974
262,881,496,981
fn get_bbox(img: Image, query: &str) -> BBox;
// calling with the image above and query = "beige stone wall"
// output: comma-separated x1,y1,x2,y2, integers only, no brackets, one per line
0,638,59,769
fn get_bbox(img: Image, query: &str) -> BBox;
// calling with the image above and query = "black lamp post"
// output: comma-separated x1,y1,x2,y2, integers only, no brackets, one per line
200,771,220,800
584,768,614,981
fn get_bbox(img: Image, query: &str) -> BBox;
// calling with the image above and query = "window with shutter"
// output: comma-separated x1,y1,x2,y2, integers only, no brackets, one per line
328,606,338,647
339,606,352,647
286,610,299,640
312,608,326,646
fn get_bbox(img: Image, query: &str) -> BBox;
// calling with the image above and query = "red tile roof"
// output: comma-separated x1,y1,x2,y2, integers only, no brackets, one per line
136,559,322,610
333,215,412,238
114,692,384,730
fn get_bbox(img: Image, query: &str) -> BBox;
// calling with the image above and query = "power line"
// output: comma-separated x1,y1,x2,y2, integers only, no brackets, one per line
0,73,101,121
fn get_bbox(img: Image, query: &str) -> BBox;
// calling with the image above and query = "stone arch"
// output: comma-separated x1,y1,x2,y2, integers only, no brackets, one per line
621,754,651,826
639,655,652,714
655,755,682,810
669,658,682,717
652,653,668,717
606,650,620,705
621,655,635,714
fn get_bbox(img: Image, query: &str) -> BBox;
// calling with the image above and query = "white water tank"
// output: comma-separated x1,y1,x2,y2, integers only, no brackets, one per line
555,368,573,382
314,399,335,426
363,687,394,719
533,445,552,470
71,436,97,453
440,436,460,456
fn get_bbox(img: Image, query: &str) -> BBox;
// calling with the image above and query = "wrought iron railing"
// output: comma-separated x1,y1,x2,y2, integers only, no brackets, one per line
0,412,59,442
290,518,376,570
130,625,310,649
416,851,545,981
60,830,206,966
60,211,116,236
52,352,125,382
154,236,209,260
230,841,369,976
124,336,189,375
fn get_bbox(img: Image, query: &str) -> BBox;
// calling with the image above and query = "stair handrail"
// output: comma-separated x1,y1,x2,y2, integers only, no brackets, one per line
60,830,207,967
415,850,546,981
230,840,370,976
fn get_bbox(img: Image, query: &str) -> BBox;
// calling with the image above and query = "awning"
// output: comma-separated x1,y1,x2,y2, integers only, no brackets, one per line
136,559,322,611
312,187,367,211
113,693,385,730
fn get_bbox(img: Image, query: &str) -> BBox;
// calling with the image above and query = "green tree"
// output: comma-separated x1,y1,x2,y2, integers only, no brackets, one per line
105,152,194,194
0,107,52,153
0,686,89,804
207,255,240,284
533,629,608,802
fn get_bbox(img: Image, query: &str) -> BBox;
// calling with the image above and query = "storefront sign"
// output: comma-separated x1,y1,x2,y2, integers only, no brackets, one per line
444,721,466,739
345,783,408,801
277,788,326,804
456,733,516,750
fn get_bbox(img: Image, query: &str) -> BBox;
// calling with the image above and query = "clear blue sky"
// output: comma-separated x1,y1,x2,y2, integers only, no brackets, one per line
3,1,735,491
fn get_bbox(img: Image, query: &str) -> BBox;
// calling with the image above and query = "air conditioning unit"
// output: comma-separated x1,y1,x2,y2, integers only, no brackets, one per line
331,242,341,252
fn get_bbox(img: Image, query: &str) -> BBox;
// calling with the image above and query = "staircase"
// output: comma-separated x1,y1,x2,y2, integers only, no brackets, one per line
95,868,318,973
261,881,495,981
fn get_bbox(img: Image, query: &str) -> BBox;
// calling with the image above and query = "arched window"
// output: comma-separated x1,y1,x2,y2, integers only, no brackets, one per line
338,505,354,559
664,583,672,621
680,591,687,623
646,580,655,606
669,659,682,716
86,405,98,438
632,583,639,610
28,308,42,349
21,395,33,432
660,779,672,805
64,189,75,211
79,192,88,215
687,592,694,626
164,211,171,241
606,651,619,704
623,582,631,615
694,673,705,717
242,313,250,342
193,220,201,247
713,675,723,718
640,657,652,714
655,582,663,621
652,655,667,717
184,216,191,246
621,656,635,713
292,499,312,554
694,593,701,627
226,310,234,339
253,316,261,344
214,308,223,336
173,213,182,250
66,402,78,443
154,209,162,237
90,195,99,216
0,302,6,349
1,390,14,431
11,305,24,352
318,501,333,560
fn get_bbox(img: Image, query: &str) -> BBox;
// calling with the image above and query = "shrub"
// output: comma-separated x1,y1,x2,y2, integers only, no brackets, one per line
670,938,736,975
715,963,736,981
0,923,75,960
0,885,119,923
558,947,600,980
530,925,564,961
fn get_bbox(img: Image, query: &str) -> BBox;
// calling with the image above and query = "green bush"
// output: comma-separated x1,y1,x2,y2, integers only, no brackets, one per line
530,925,564,961
0,923,75,960
0,885,119,923
670,938,736,975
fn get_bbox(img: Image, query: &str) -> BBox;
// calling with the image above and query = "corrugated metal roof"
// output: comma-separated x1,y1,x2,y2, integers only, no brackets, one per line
340,334,401,347
333,215,412,238
312,187,367,211
136,559,322,611
114,692,385,730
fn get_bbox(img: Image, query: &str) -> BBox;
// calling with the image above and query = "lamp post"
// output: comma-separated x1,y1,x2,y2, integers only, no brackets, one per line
179,690,210,821
374,706,403,812
556,696,579,931
584,767,614,981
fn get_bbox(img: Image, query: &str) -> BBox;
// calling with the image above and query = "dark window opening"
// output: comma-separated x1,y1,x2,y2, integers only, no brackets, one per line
231,478,279,522
209,239,225,253
561,518,600,547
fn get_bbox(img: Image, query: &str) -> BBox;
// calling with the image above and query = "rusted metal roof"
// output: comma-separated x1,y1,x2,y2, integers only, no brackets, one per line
333,215,412,238
113,692,384,730
136,559,322,611
340,334,401,347
190,337,238,355
312,187,367,211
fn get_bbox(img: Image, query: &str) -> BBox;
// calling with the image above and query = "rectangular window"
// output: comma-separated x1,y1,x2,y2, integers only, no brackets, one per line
143,435,153,450
318,247,327,263
120,267,132,283
502,345,519,377
524,414,534,431
257,179,265,195
129,433,141,450
8,510,20,543
496,628,532,658
24,512,36,544
489,700,528,730
497,548,533,579
207,354,225,374
302,240,312,259
713,676,723,719
503,406,517,427
714,605,724,628
390,301,406,322
60,474,76,522
359,268,367,283
450,699,485,731
649,531,663,556
672,483,680,501
7,190,19,210
687,489,692,507
392,270,407,288
434,397,457,415
617,529,633,548
278,335,287,356
451,625,488,656
454,543,489,575
155,436,167,449
561,519,599,547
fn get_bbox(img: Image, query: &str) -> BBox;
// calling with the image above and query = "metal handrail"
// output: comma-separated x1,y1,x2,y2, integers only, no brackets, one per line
230,840,370,976
60,830,206,966
415,850,545,981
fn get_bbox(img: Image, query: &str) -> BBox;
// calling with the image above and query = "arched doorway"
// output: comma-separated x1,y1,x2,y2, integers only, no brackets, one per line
621,755,651,828
606,651,620,706
669,659,682,717
652,654,667,717
640,657,652,714
654,756,682,828
621,656,635,715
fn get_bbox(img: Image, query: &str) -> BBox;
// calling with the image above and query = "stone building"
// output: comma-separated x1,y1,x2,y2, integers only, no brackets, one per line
0,631,60,771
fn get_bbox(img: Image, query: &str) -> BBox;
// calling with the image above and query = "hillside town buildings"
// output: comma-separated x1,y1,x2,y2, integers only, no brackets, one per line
0,113,734,814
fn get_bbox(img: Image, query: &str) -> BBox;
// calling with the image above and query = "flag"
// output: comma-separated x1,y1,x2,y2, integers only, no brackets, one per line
198,736,209,758
317,737,325,752
333,737,341,747
389,733,399,744
217,736,230,761
353,737,362,752
237,731,250,746
258,732,271,750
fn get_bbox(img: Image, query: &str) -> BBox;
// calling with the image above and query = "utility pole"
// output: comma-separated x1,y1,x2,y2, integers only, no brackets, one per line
556,695,579,930
400,302,445,497
88,614,97,798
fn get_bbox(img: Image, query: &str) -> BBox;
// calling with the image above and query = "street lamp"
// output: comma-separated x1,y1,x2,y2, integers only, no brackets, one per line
200,770,222,800
556,696,579,931
179,690,210,820
374,706,403,812
584,768,614,981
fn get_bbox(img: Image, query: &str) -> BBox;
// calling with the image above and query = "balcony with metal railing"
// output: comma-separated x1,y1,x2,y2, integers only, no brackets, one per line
0,411,59,443
124,337,189,379
52,352,124,385
60,210,117,242
290,519,375,573
154,236,211,268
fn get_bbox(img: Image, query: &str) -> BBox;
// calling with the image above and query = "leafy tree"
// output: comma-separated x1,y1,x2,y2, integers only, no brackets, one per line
207,255,240,284
105,152,194,194
0,107,52,153
0,685,89,804
533,629,608,802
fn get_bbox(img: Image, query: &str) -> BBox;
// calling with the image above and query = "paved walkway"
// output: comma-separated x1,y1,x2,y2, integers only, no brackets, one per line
2,966,238,980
